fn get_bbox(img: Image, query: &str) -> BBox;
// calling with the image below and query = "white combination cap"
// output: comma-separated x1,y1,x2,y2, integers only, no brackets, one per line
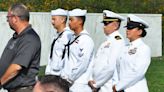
51,8,68,16
68,8,87,16
127,14,149,28
103,10,124,21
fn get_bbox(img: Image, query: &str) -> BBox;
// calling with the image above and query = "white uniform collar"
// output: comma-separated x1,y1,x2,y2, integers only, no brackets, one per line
64,27,70,31
130,38,143,47
106,31,119,39
80,29,89,35
74,29,89,37
57,27,69,35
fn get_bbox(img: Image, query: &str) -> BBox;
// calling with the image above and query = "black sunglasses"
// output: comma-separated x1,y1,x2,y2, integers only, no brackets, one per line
126,26,137,30
103,21,113,26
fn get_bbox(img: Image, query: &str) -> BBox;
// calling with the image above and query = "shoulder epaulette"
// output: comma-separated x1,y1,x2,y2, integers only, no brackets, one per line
115,35,122,40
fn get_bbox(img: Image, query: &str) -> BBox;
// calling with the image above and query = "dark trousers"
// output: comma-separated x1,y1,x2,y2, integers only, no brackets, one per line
8,86,33,92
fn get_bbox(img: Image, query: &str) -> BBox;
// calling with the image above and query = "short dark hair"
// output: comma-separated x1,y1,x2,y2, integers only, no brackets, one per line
77,16,86,25
63,16,67,24
116,20,121,30
140,29,147,37
10,3,29,21
39,75,71,92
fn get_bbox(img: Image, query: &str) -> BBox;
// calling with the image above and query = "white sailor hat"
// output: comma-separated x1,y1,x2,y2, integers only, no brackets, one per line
51,8,68,16
102,10,124,22
68,8,87,16
125,14,149,29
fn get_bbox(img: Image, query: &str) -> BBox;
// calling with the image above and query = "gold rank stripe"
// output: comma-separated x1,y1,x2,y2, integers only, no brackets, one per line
103,19,118,21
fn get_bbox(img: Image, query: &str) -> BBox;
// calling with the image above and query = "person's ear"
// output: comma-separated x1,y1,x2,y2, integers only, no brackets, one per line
138,29,143,36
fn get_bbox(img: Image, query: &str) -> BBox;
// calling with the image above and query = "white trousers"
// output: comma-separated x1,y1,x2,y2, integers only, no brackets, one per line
69,83,92,92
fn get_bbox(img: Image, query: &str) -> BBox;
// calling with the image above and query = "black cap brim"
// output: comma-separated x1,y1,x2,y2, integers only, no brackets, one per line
125,21,146,29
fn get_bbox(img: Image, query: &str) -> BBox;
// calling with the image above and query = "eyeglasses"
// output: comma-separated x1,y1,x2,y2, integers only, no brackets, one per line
127,27,135,30
6,15,15,19
126,26,137,30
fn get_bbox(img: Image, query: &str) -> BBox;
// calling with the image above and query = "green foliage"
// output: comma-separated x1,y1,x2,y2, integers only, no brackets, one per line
0,1,163,50
0,0,163,14
2,1,162,29
0,0,163,54
0,1,163,91
146,56,164,92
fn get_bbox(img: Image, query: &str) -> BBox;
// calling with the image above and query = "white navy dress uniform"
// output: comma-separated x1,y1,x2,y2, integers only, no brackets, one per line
115,14,151,92
92,10,125,92
45,9,73,76
61,9,94,92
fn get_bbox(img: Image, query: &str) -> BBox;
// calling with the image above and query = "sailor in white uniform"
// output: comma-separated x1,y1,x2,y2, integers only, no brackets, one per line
60,9,94,92
113,14,151,92
88,10,125,92
45,8,73,76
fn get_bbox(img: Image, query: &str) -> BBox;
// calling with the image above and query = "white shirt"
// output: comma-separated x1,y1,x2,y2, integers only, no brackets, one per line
115,38,151,92
61,29,94,84
45,27,73,75
92,31,125,90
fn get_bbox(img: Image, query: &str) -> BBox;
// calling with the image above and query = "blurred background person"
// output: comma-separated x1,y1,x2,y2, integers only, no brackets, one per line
33,75,71,92
0,3,41,92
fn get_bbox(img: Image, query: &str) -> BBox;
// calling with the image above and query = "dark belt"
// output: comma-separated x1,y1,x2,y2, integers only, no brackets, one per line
8,86,33,92
117,90,124,92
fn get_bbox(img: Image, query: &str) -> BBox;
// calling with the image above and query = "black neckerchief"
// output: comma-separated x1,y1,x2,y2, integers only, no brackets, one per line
61,35,81,59
50,31,64,59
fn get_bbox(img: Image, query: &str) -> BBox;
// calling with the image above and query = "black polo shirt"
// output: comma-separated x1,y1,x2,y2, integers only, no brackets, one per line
0,25,41,89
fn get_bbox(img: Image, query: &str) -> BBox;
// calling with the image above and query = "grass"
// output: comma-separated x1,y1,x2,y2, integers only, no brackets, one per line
146,56,164,92
39,56,164,92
